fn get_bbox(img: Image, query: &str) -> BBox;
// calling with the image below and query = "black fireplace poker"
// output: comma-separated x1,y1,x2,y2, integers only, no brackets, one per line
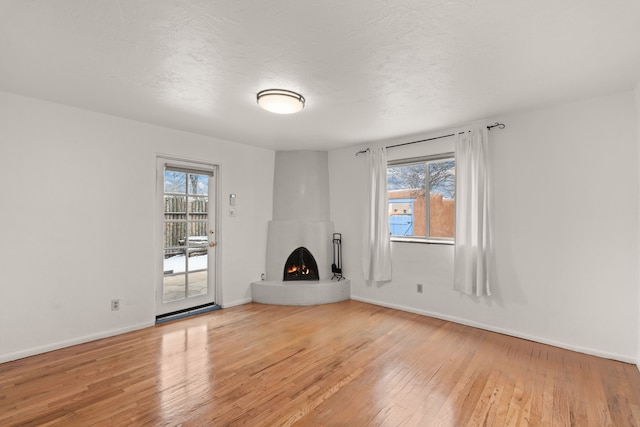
331,233,343,281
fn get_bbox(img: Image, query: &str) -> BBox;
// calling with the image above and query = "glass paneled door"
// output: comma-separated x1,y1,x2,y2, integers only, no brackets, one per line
157,159,217,316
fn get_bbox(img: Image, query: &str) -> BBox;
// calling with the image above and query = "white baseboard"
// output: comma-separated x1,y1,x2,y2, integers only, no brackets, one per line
0,321,155,364
221,298,252,308
351,296,636,364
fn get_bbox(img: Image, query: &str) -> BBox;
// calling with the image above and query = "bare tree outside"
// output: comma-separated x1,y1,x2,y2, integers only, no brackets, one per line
388,160,455,198
164,171,186,193
429,160,455,198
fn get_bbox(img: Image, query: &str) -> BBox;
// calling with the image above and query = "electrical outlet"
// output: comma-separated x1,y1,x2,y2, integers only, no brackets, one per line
111,299,120,311
416,283,423,293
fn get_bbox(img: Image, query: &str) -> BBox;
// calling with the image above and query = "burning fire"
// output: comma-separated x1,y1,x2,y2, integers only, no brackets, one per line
287,264,311,275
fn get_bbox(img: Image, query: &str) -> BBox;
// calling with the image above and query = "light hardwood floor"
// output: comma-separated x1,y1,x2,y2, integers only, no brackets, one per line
1,300,640,426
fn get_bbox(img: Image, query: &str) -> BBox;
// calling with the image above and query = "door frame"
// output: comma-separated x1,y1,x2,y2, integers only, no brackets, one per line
155,154,221,316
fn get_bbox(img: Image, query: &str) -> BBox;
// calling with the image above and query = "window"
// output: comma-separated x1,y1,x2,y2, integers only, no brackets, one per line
387,154,455,243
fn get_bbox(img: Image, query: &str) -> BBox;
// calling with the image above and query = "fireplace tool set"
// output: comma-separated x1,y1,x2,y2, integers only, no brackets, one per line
331,233,343,281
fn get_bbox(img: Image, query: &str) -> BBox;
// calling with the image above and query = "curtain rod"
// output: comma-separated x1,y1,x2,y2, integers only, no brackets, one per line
355,122,505,156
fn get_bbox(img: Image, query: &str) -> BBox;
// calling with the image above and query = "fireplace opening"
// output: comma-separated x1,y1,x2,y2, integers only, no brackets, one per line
283,247,319,281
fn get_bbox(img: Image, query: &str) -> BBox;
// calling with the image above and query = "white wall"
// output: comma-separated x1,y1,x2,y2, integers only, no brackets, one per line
0,91,274,363
329,90,640,362
636,82,640,370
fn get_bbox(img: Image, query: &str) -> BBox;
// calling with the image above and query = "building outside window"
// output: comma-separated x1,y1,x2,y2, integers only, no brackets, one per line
387,154,455,243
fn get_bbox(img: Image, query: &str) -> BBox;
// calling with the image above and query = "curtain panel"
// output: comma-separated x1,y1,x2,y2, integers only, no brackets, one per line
454,128,492,296
362,147,392,282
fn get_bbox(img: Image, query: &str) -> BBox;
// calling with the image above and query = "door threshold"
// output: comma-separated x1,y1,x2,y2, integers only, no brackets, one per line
155,303,221,324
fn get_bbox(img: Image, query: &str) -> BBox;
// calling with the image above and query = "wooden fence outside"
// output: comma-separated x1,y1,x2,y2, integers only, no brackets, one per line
164,195,208,256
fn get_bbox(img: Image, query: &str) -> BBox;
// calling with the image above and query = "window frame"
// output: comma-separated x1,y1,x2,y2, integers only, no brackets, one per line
388,152,455,245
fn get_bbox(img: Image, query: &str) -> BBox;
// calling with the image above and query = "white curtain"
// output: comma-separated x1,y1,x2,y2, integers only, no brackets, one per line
362,147,392,282
454,128,492,296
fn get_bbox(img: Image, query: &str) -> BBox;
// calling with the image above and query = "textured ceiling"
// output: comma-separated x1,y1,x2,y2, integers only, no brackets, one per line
1,1,640,151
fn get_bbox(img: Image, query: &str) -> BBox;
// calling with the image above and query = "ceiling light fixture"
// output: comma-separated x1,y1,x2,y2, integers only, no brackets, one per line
257,89,305,114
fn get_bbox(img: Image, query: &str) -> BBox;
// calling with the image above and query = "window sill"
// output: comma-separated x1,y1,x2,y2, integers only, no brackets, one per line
390,237,454,245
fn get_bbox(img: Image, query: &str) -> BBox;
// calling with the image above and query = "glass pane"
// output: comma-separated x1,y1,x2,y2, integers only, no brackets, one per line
164,171,186,193
164,250,186,303
429,160,455,238
163,222,187,249
164,195,186,215
387,163,426,237
189,195,208,215
164,249,186,275
186,234,207,263
188,270,208,298
187,248,208,272
187,222,208,246
188,174,209,195
163,273,186,303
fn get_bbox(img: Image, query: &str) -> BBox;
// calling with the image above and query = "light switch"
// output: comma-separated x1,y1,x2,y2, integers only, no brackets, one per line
229,193,236,206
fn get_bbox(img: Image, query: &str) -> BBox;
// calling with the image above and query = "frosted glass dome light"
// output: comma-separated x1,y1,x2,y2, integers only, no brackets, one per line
257,89,305,114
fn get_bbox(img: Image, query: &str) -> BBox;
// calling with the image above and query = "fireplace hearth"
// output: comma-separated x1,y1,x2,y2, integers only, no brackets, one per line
283,247,319,281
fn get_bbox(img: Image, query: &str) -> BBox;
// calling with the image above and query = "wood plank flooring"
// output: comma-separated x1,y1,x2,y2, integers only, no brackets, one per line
1,300,640,426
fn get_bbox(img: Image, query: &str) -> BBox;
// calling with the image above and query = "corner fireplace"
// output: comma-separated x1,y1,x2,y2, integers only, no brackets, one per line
251,151,350,305
283,247,319,281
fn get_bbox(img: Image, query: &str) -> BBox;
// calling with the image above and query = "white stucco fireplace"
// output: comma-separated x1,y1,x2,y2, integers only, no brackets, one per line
251,151,350,305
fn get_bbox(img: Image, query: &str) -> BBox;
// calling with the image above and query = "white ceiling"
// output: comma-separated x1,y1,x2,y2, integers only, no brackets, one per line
1,1,640,151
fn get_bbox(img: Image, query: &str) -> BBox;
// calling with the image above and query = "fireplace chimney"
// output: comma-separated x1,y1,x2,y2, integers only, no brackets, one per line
272,151,330,222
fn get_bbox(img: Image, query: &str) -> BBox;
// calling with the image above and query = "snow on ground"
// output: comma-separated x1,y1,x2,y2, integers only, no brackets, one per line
164,254,207,274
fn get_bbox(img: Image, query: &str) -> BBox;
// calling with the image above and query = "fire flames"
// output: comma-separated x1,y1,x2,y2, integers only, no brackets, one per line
287,264,311,275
